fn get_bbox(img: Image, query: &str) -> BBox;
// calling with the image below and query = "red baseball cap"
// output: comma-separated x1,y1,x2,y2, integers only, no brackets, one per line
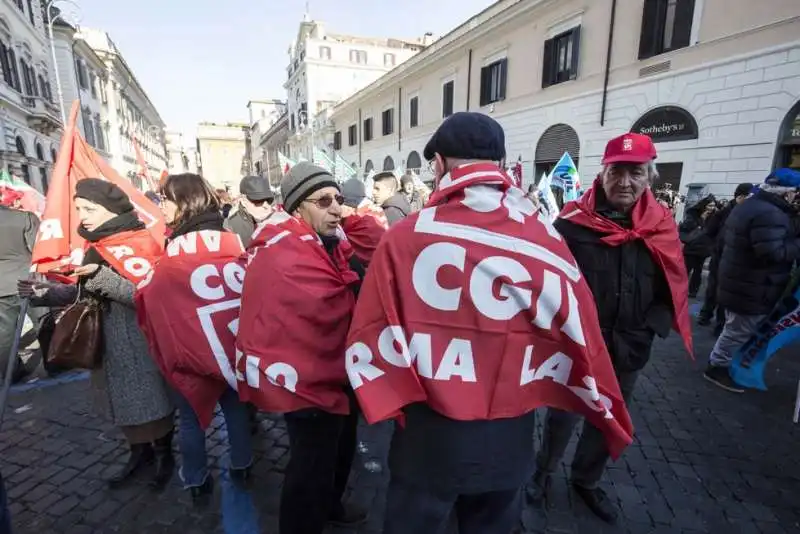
602,133,657,165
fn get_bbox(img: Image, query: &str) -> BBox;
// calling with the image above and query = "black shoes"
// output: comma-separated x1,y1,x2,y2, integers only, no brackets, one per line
150,431,175,490
526,470,551,505
703,365,744,393
328,504,368,527
107,443,154,488
190,475,214,504
229,465,252,486
572,484,618,524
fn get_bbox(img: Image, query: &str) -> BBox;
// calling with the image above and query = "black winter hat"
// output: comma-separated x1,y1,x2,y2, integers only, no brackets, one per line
423,112,506,162
74,178,135,215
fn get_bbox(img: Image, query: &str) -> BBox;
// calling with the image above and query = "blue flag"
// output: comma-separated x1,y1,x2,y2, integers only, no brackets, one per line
730,275,800,390
549,152,582,202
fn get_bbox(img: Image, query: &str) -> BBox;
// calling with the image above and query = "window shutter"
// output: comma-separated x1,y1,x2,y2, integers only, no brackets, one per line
499,58,508,100
672,0,696,50
569,27,581,80
479,66,489,107
541,38,554,88
638,0,661,59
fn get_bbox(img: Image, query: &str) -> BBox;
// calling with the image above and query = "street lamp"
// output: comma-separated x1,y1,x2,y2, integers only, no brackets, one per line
46,0,81,126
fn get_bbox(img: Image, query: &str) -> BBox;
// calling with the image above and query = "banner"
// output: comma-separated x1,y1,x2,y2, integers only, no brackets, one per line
312,147,335,173
535,171,559,222
0,169,45,216
30,100,165,273
278,152,295,175
730,274,800,390
335,153,357,181
550,152,582,202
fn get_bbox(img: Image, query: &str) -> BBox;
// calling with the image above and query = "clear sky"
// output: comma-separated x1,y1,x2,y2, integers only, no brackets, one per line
72,0,496,140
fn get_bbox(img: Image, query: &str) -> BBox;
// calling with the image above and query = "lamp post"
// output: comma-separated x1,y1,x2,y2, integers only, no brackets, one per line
46,0,81,126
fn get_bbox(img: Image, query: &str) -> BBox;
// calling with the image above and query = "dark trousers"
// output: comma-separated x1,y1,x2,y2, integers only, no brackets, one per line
684,255,705,296
536,369,639,489
279,406,359,534
0,471,10,534
383,478,521,534
699,254,725,325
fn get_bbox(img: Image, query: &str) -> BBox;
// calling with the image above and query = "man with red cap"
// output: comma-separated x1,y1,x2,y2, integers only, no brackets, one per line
527,132,692,523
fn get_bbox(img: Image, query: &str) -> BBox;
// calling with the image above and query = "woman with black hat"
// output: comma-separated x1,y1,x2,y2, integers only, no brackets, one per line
19,178,175,489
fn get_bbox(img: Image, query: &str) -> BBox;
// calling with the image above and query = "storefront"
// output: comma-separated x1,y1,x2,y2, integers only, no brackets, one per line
775,101,800,171
631,105,699,204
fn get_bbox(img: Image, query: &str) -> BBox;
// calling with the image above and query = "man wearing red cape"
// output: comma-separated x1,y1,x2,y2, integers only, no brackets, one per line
236,162,367,534
528,132,692,523
345,112,634,534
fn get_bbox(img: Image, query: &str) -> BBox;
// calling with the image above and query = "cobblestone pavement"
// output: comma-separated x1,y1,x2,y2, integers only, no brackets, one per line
2,309,800,534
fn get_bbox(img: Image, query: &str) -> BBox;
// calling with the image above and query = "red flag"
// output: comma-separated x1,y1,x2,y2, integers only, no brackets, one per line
133,137,158,192
559,178,693,355
236,211,360,414
340,204,388,265
345,162,634,459
136,230,245,429
31,101,165,274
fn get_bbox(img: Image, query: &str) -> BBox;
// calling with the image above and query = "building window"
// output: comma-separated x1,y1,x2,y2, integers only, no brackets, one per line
99,77,107,103
290,113,296,131
75,59,87,89
82,109,95,147
348,124,357,146
20,60,33,95
384,53,396,67
542,26,581,88
382,109,394,136
0,40,12,87
349,49,367,64
639,0,696,59
333,131,342,150
319,46,331,60
409,96,419,128
442,80,454,118
363,117,373,142
94,114,105,151
480,59,507,106
89,72,97,98
26,0,35,24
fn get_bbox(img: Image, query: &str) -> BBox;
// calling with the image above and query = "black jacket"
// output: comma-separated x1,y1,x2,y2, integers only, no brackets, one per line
0,207,38,297
679,196,714,258
382,193,411,226
718,190,800,315
223,209,257,248
705,200,736,257
553,194,674,372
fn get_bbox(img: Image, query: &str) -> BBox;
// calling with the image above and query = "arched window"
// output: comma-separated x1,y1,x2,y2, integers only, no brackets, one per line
364,159,374,176
35,142,44,161
534,124,580,208
16,136,30,185
50,148,57,162
383,156,395,171
15,136,26,155
775,100,800,171
406,151,422,172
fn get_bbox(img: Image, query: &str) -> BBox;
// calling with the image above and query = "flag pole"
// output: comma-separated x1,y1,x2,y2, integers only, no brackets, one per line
0,298,29,427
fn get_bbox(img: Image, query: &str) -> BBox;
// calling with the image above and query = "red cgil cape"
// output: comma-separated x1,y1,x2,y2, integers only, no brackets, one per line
559,179,693,356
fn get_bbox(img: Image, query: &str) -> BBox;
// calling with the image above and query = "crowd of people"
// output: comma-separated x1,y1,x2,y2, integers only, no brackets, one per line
1,109,797,534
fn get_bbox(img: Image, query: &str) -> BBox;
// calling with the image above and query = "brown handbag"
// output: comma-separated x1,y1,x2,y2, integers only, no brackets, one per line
46,289,104,370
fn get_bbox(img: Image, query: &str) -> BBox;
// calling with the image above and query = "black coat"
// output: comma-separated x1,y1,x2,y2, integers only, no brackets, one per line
705,200,736,257
554,196,674,372
717,190,800,315
679,196,714,258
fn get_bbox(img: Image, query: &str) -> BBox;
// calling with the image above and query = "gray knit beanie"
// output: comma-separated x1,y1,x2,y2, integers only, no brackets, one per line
280,162,339,213
340,178,366,208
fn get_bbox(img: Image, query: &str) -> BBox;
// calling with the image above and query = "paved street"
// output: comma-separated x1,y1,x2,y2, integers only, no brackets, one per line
2,307,800,534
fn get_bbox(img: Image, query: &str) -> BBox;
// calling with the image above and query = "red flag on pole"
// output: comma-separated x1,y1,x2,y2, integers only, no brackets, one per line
31,101,165,274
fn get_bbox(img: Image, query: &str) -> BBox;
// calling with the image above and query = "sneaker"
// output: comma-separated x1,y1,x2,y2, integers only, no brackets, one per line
328,504,368,527
703,366,744,393
572,484,618,524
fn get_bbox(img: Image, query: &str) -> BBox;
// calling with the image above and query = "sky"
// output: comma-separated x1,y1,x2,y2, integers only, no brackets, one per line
73,0,497,140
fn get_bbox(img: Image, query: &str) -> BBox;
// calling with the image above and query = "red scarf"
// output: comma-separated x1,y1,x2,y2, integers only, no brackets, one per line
135,230,244,428
346,163,634,459
91,229,163,284
559,179,693,356
236,211,360,414
340,203,388,265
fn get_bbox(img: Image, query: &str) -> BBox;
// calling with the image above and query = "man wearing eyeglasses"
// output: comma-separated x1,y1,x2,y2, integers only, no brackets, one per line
224,175,275,247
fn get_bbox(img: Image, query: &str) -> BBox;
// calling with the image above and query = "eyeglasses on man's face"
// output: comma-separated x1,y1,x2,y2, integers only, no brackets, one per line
304,194,344,209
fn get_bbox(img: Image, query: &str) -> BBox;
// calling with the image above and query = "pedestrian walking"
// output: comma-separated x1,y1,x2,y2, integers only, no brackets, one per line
346,113,634,534
697,183,753,332
18,179,175,489
372,171,410,225
224,175,275,247
679,194,716,298
0,195,40,384
236,162,367,534
704,168,800,392
137,173,253,502
528,133,692,523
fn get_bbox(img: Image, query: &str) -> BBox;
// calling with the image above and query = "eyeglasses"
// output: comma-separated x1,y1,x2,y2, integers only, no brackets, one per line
249,198,274,207
304,194,344,209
